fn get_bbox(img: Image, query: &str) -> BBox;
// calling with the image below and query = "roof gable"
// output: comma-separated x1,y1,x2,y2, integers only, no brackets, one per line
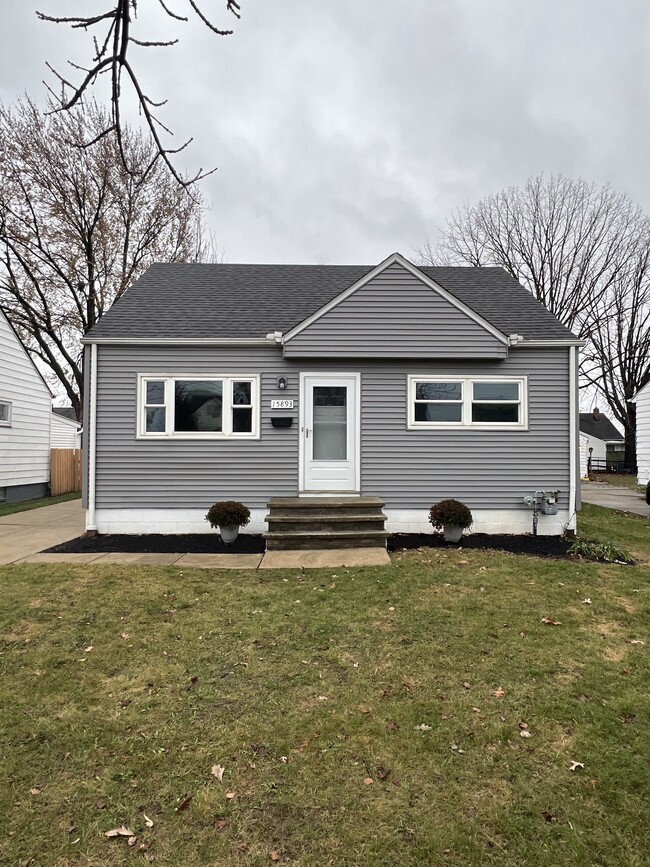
579,412,624,442
283,254,508,359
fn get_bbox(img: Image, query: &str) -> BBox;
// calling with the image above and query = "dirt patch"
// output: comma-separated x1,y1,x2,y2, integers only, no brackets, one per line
3,619,48,644
603,646,626,663
388,533,574,560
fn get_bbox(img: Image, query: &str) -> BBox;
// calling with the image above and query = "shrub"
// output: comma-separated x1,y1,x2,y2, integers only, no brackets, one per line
428,499,473,531
205,501,251,529
568,538,635,565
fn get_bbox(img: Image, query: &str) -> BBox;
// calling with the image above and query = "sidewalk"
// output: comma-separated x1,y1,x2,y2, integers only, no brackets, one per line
0,501,389,568
0,499,85,565
581,482,650,518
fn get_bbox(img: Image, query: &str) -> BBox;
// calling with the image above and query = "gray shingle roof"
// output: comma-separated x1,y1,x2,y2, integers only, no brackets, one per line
85,261,577,342
579,413,624,442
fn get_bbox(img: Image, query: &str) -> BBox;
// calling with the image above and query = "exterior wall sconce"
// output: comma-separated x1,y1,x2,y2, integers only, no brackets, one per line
277,377,287,390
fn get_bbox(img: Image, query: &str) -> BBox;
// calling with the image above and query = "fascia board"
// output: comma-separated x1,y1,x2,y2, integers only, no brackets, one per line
80,337,277,346
282,252,510,346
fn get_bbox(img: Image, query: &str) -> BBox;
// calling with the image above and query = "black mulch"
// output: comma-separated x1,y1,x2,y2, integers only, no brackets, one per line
45,533,267,555
388,533,574,559
47,532,574,559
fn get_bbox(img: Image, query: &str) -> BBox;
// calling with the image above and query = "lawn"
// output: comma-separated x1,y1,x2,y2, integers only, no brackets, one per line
590,472,645,494
0,491,80,518
1,505,648,866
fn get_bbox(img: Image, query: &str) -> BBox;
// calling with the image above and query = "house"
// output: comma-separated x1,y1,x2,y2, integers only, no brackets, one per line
0,308,52,503
634,383,650,486
579,409,625,470
51,408,82,450
81,253,583,541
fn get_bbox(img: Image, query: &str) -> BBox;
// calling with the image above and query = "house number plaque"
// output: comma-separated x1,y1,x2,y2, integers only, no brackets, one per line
270,399,294,409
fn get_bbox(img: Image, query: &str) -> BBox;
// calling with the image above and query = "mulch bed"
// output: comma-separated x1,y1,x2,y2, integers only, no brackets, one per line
47,532,574,559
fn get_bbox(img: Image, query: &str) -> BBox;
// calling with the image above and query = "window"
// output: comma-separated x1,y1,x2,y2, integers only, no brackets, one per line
138,375,259,439
408,377,526,429
0,401,11,426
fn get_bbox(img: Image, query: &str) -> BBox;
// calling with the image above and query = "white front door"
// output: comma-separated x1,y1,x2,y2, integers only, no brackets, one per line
301,374,359,493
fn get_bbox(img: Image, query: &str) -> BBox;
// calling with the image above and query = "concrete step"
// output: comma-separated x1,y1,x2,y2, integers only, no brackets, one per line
263,529,390,550
265,514,386,533
268,496,385,518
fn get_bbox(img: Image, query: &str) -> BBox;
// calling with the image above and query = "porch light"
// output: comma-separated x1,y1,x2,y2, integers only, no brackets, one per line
277,377,287,390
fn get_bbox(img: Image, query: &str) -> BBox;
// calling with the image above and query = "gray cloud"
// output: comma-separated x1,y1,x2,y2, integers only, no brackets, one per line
2,0,649,262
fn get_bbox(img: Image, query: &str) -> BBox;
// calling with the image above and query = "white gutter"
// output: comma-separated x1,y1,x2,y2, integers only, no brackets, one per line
568,345,578,532
86,343,98,532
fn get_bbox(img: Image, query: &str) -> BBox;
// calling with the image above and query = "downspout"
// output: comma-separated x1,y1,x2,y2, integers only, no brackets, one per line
86,342,98,533
568,345,577,533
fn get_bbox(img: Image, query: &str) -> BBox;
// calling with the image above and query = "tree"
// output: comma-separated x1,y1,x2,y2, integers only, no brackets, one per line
420,174,645,336
0,96,211,420
419,174,650,465
581,244,650,465
38,1,242,186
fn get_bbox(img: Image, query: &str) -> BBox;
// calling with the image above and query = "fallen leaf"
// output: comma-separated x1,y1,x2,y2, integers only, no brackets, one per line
143,813,154,828
270,852,281,861
359,704,370,714
214,819,228,830
628,639,645,645
29,788,41,795
581,598,592,605
226,791,236,800
376,766,391,781
520,730,532,739
175,795,192,812
541,811,558,823
414,723,432,731
541,617,561,626
66,822,77,834
386,720,399,731
472,706,481,713
105,826,135,837
121,633,130,639
363,777,374,785
20,860,32,867
519,721,529,730
462,681,471,690
84,645,94,653
492,687,505,698
128,836,138,847
211,764,225,782
569,761,584,771
280,756,288,764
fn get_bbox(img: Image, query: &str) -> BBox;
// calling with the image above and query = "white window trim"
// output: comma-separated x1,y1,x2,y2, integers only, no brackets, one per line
136,374,260,440
0,400,12,426
407,375,528,430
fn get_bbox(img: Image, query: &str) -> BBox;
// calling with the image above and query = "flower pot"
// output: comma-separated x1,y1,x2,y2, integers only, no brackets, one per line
443,524,463,543
219,525,239,545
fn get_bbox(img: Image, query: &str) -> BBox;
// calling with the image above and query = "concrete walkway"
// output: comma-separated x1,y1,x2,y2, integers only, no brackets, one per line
0,499,85,565
0,500,390,569
581,482,650,518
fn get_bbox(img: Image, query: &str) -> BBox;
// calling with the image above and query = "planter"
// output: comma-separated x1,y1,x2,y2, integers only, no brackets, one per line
219,525,239,545
443,524,463,543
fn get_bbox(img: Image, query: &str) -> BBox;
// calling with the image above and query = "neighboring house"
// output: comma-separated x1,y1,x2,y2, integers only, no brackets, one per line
579,410,625,469
579,434,589,481
0,308,52,503
81,253,583,539
51,408,82,450
634,383,650,486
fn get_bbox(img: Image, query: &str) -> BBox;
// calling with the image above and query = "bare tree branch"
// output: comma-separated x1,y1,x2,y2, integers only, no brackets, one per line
418,174,650,466
0,96,214,419
37,1,242,186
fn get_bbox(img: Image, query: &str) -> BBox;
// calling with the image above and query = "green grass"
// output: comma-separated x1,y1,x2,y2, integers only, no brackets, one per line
0,491,80,518
0,505,648,866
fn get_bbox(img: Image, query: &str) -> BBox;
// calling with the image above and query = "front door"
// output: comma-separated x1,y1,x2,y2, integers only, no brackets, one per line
301,374,359,493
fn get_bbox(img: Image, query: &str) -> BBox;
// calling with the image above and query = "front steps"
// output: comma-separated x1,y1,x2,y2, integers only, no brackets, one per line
263,496,388,550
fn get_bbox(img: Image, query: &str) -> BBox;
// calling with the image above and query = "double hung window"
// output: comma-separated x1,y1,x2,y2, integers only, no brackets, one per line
0,401,11,426
408,376,526,429
138,375,259,438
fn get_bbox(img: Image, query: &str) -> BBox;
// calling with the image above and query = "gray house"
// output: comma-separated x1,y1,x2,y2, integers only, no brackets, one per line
81,253,583,542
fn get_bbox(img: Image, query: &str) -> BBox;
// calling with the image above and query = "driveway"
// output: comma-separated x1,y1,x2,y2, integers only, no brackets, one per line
581,482,650,518
0,499,85,565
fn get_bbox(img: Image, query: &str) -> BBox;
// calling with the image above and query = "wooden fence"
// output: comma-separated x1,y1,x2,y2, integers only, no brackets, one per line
50,448,82,496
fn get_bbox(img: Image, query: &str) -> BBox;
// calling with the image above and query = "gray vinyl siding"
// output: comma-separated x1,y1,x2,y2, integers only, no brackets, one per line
81,345,91,508
284,263,507,359
93,345,571,513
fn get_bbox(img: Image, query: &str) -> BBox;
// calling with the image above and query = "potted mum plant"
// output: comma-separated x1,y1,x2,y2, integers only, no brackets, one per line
205,500,251,545
429,498,473,543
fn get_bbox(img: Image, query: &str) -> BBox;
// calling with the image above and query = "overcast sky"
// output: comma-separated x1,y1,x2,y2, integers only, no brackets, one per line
1,1,649,265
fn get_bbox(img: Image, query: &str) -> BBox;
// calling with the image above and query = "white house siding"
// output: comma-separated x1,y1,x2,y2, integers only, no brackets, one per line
636,384,650,486
0,311,52,500
51,414,82,449
579,434,589,480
